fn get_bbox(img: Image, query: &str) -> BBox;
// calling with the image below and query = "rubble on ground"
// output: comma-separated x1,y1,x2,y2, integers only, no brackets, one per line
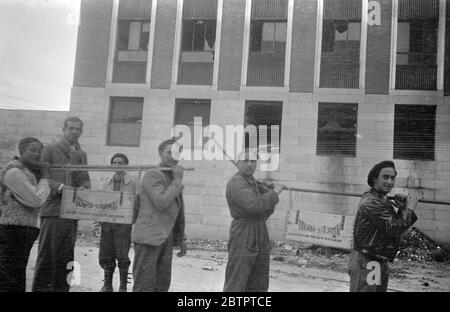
397,227,449,263
186,239,228,251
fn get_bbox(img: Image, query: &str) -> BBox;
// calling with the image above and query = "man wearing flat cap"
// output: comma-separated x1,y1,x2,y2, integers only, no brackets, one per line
349,160,418,292
223,149,285,292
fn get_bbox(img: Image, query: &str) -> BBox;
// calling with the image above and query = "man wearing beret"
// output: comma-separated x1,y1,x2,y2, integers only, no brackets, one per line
349,160,418,292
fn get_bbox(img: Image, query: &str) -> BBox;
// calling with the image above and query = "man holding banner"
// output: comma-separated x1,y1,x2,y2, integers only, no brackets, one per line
223,149,284,292
32,116,91,292
349,160,417,292
98,153,137,292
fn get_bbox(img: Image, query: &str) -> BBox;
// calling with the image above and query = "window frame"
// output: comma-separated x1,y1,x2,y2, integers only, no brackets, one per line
316,102,358,157
116,19,151,52
106,97,144,147
393,104,436,161
250,19,287,54
173,98,212,151
243,100,283,153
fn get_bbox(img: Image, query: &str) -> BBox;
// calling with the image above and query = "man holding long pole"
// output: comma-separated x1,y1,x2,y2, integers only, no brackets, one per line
32,116,91,292
223,149,284,292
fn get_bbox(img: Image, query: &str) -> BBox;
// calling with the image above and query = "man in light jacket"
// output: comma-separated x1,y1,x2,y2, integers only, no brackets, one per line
132,138,187,292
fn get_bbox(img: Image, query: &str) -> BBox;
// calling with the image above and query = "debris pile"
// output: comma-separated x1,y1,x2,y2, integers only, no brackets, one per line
187,239,228,251
397,227,449,263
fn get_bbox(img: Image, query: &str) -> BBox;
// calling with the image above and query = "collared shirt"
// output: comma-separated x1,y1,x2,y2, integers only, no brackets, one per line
102,173,137,194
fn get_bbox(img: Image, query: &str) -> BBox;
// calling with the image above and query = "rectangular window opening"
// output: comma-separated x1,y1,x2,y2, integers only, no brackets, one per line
244,101,283,153
107,97,144,147
316,102,358,157
174,99,211,152
393,105,436,160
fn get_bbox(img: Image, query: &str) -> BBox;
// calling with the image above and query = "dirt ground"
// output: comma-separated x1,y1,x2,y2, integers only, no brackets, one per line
24,233,450,292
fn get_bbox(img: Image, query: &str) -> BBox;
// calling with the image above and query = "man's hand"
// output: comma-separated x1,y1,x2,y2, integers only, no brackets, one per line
273,182,285,195
177,239,187,257
172,165,184,181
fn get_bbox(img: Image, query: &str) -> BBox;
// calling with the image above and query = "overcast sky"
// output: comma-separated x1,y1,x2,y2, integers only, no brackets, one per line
0,0,80,111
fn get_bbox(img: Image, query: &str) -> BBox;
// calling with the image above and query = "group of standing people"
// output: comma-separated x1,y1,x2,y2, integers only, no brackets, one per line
0,119,188,292
0,116,418,293
0,116,88,292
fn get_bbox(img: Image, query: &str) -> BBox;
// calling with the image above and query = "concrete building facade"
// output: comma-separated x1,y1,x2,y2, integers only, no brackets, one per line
68,0,450,248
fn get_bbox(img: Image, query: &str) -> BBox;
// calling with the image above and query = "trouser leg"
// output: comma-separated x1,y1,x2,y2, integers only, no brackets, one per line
32,217,57,292
348,250,389,292
54,219,77,292
99,223,116,271
0,225,39,292
132,234,173,292
32,217,77,292
223,237,258,292
113,224,132,271
246,250,270,292
112,224,132,291
155,234,173,292
132,243,160,292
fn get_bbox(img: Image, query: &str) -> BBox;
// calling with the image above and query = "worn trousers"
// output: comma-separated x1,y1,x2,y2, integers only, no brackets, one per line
348,250,390,292
0,225,39,292
132,234,173,292
223,235,270,291
99,222,132,271
32,217,78,292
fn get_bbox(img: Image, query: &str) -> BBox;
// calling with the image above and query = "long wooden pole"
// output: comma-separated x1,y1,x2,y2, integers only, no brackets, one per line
44,164,195,172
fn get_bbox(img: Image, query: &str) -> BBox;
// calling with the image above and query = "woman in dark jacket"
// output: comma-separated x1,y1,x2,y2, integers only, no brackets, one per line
0,137,53,292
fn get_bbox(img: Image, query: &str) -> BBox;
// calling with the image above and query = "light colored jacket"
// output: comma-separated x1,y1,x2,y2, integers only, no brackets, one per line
132,167,185,247
0,161,50,227
99,172,138,225
102,173,137,193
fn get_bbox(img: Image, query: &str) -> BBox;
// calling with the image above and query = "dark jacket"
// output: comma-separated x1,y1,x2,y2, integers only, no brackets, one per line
132,166,185,247
39,138,91,217
353,188,417,262
225,173,279,252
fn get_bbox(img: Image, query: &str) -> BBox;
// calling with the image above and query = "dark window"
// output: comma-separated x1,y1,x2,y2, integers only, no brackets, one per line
174,99,211,150
321,20,361,53
320,0,361,88
244,101,282,152
317,103,358,156
113,0,151,83
117,20,150,51
182,20,216,51
250,21,287,53
396,0,438,90
394,105,436,160
107,97,143,147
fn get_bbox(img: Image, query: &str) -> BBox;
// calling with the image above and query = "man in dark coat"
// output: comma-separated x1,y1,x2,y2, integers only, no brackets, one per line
349,160,417,292
32,116,91,292
223,149,284,292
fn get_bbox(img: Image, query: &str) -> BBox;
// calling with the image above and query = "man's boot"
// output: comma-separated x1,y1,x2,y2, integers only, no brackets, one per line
118,269,129,292
100,268,114,292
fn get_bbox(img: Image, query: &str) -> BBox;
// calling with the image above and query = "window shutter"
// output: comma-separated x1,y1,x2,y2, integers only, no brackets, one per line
118,0,152,19
323,0,361,20
399,0,438,19
183,0,218,19
251,0,287,20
